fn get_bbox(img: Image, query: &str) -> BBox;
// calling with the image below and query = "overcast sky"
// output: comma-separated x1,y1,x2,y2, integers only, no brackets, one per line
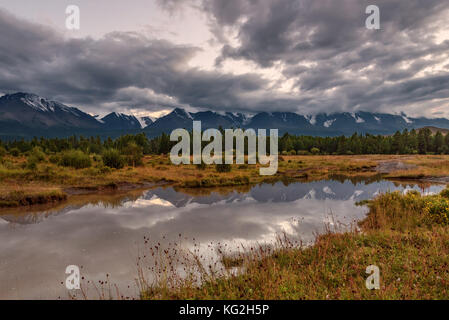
1,0,449,119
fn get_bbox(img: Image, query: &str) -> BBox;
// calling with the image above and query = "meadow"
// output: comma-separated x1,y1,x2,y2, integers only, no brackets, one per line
2,151,449,208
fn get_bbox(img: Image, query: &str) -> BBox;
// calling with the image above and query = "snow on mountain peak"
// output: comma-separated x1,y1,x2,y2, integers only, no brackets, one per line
19,93,81,117
323,119,336,128
305,115,316,125
350,112,365,123
20,94,55,112
173,108,193,120
402,115,413,124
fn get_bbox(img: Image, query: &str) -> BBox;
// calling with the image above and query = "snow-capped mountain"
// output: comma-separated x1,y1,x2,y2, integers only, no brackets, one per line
144,108,449,137
0,92,103,137
3,92,449,139
138,116,154,129
100,112,142,130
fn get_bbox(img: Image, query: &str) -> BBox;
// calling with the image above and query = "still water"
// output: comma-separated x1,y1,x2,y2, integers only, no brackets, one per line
0,179,444,299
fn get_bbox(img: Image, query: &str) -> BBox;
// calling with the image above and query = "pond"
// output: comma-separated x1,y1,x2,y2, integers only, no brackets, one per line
0,178,444,299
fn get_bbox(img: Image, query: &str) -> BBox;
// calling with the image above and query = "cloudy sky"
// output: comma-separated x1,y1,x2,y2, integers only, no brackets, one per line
1,0,449,119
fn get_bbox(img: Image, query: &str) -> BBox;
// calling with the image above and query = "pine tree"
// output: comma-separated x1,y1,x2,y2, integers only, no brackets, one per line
434,131,444,154
418,130,427,154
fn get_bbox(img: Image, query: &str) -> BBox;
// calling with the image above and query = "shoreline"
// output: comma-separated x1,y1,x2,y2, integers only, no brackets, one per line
141,188,449,300
2,154,449,209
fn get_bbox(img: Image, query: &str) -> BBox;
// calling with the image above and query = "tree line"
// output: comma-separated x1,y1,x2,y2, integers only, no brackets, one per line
0,128,448,159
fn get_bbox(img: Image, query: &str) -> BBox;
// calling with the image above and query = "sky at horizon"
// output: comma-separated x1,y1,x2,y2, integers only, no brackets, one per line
1,0,449,119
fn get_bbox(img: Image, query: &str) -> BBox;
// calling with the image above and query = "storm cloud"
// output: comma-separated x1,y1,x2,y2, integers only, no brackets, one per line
1,0,449,117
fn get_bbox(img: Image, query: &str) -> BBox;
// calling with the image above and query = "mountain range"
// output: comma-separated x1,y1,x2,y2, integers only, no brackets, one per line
1,92,449,139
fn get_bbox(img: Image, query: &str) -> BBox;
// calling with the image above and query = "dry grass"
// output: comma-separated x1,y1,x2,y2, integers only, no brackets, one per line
3,154,449,207
140,189,449,300
0,189,67,208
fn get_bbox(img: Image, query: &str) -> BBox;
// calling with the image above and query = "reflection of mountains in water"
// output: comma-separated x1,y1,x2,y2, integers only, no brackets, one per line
0,179,438,225
0,204,84,225
0,193,142,225
144,179,432,208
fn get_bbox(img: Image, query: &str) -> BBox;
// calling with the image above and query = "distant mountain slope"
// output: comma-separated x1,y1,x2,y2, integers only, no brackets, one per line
139,116,153,129
100,112,142,130
2,92,449,139
144,108,449,137
0,93,146,138
0,92,104,137
417,126,449,135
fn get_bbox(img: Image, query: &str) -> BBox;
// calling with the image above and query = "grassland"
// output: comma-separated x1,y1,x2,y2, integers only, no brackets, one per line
2,154,449,208
140,188,449,300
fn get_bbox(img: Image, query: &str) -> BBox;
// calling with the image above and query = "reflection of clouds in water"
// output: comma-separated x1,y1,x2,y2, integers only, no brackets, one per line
350,190,364,200
302,189,316,199
123,195,174,208
323,186,335,195
0,179,445,299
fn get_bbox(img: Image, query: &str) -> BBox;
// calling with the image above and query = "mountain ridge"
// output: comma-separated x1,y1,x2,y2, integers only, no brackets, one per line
2,92,449,138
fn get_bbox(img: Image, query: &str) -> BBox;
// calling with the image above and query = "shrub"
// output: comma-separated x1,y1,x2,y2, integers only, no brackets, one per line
49,154,60,164
102,149,126,169
289,150,296,155
92,154,102,162
9,148,20,157
0,147,6,157
59,150,92,169
26,157,38,170
310,147,320,155
122,142,143,167
216,163,231,173
424,197,449,225
440,188,449,199
30,147,46,162
281,151,288,156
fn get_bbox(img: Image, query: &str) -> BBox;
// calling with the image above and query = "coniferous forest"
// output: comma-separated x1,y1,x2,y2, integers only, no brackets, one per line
0,128,448,159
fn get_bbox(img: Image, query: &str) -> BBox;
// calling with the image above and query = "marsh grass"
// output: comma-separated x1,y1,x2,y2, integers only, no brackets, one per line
0,189,67,207
140,189,449,300
2,154,449,208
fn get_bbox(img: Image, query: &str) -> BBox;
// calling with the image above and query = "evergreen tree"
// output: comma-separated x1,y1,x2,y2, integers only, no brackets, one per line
434,131,444,154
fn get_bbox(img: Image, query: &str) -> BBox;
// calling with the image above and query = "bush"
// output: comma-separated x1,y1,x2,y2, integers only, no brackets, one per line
59,150,92,169
0,147,6,157
26,157,38,170
30,147,46,162
9,148,20,157
440,188,449,199
289,150,296,155
424,197,449,225
102,149,126,169
216,163,231,173
49,154,60,164
122,142,143,167
310,147,320,155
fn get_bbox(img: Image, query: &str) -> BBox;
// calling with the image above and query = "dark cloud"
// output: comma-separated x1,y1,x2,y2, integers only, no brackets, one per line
0,8,267,115
202,0,449,115
1,0,449,117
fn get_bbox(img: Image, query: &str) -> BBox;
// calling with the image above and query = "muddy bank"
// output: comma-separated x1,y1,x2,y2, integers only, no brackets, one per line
375,160,417,174
0,181,171,210
63,181,171,195
376,160,449,184
0,190,67,208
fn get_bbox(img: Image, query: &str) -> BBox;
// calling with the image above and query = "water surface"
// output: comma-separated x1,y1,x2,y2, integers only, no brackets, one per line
0,179,444,299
